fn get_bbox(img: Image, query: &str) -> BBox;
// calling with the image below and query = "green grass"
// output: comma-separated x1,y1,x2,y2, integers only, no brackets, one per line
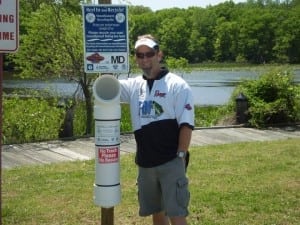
2,138,300,225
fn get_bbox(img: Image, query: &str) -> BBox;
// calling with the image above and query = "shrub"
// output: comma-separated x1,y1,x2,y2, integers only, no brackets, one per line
72,101,89,137
165,57,191,75
229,69,300,127
3,95,64,144
120,103,132,132
194,105,231,127
2,96,221,144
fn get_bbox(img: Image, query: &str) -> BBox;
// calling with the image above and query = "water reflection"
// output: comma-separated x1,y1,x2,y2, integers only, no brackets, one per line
3,70,300,106
183,70,299,105
191,86,234,106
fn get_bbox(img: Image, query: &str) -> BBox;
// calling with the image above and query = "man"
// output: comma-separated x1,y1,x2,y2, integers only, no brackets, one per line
120,34,194,225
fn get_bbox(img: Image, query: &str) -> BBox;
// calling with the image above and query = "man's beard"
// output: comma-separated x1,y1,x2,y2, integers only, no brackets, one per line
142,68,153,79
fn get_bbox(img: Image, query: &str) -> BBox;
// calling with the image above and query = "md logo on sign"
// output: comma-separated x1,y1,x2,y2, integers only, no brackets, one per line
111,55,125,64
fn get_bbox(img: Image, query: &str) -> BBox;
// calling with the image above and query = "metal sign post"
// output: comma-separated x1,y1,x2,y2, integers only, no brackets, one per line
0,49,3,225
0,0,19,223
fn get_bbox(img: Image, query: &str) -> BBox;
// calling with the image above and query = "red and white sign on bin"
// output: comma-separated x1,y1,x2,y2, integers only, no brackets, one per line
98,146,119,164
0,0,19,53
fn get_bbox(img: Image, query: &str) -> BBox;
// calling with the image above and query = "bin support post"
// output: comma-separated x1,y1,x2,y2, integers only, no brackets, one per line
96,1,113,224
93,74,121,225
101,208,114,225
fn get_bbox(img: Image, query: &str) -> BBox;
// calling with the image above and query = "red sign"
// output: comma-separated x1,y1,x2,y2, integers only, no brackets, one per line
97,146,119,164
0,0,19,52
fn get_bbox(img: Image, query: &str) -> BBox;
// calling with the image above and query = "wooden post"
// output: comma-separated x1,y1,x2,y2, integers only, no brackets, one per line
101,207,114,225
96,0,113,222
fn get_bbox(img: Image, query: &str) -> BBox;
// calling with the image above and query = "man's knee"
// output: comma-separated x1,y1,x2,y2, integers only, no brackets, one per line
152,211,170,225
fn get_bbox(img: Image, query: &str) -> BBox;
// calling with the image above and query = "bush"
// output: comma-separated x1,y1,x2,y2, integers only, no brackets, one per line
2,90,222,144
194,105,231,127
72,102,133,136
165,57,191,75
2,97,135,144
3,95,64,144
120,103,132,132
229,69,300,127
72,101,88,137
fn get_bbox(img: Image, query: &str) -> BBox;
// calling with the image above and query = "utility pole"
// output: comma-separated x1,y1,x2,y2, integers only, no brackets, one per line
96,1,114,225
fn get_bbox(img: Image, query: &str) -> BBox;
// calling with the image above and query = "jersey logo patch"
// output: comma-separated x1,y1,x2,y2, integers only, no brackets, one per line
154,90,166,98
185,103,192,110
140,100,164,118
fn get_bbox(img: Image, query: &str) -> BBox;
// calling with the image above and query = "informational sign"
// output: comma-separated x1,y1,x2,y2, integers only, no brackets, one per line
82,5,129,74
0,0,19,53
95,120,120,146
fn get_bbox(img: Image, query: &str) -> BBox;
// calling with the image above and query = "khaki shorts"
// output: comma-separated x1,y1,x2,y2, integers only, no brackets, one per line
137,157,190,217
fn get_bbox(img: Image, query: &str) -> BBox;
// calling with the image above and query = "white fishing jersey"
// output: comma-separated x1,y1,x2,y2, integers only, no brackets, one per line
120,70,194,167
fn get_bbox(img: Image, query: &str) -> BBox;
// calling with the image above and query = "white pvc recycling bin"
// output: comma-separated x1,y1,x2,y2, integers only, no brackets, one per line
93,75,121,208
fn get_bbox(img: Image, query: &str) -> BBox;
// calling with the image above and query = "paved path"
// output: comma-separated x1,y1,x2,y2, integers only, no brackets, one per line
2,126,300,169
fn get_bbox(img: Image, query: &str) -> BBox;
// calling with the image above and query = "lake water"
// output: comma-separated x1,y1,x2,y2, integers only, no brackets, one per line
3,69,300,106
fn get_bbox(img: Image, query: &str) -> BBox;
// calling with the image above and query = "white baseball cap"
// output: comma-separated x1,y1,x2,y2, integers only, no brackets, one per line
134,38,159,50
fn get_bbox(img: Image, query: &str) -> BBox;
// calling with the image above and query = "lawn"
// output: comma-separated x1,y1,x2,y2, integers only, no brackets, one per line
2,138,300,225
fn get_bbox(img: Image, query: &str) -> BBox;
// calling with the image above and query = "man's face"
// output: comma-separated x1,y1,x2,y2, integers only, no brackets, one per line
135,46,161,78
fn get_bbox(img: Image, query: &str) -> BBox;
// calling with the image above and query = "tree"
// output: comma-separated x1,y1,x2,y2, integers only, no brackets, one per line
158,16,191,59
165,57,191,76
185,7,212,63
11,3,94,135
237,8,277,63
213,18,239,62
128,9,158,54
186,7,218,62
273,7,300,63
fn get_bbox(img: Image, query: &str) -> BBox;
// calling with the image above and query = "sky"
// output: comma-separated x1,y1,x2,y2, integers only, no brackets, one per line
108,0,247,11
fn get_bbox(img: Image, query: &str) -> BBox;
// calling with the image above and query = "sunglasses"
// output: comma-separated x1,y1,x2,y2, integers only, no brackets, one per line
135,51,156,59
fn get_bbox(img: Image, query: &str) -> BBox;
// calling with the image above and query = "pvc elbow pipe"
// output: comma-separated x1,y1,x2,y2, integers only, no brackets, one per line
93,75,121,119
93,75,121,208
93,75,121,104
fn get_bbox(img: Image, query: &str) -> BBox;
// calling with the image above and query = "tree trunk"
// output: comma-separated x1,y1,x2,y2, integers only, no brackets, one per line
80,73,93,135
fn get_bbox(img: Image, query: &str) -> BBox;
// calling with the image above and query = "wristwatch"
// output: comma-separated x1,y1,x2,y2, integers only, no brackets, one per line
177,150,187,159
